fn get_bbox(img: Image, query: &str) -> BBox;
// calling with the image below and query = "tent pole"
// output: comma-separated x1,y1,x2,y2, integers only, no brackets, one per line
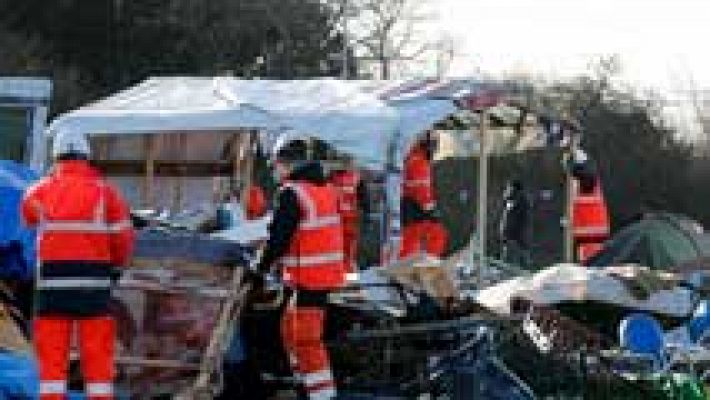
142,134,157,209
564,135,579,263
477,110,489,282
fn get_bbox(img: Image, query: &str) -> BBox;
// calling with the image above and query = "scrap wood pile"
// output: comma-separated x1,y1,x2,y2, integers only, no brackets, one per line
496,307,669,400
465,259,710,398
110,229,252,397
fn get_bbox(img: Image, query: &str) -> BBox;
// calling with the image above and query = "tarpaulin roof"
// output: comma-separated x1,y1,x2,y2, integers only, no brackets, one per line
0,160,37,280
48,77,400,169
213,78,400,169
47,77,276,137
48,77,516,169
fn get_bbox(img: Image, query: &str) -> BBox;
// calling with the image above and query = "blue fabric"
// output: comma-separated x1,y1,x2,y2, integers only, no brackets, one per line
0,352,39,399
689,300,710,343
619,313,664,356
0,161,38,280
224,325,247,364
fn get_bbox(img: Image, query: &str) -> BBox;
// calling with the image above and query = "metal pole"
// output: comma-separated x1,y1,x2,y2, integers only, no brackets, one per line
477,110,489,280
564,160,575,263
564,135,579,263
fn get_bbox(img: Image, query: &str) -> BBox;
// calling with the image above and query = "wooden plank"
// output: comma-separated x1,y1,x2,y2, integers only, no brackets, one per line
231,133,241,192
173,132,188,211
95,160,233,177
69,352,201,370
141,135,157,208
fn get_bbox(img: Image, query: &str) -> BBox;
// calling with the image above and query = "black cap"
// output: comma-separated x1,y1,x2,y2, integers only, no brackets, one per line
276,139,308,162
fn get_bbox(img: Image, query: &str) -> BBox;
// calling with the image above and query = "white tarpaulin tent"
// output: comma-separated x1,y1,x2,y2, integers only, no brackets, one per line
214,78,401,169
47,77,275,137
48,77,408,170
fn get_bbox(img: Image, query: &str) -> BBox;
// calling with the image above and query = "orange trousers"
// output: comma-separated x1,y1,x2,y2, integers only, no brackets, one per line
281,306,336,400
35,315,116,400
399,220,448,260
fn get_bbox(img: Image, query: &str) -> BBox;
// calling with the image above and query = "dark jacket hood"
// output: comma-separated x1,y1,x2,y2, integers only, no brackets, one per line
287,161,327,184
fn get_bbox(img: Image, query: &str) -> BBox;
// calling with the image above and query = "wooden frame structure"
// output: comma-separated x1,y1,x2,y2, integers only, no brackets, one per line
88,129,260,398
91,130,258,213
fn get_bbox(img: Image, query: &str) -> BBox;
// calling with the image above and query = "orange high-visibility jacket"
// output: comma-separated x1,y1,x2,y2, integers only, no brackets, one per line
572,179,610,242
280,181,346,291
246,185,268,220
403,145,435,211
330,169,360,225
21,160,134,265
21,160,134,315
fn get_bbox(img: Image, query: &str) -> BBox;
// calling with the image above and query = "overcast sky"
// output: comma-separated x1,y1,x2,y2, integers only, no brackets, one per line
432,0,709,136
436,0,709,91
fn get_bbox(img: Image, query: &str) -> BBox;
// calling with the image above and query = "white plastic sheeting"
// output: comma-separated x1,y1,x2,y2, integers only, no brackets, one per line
48,77,467,170
49,77,416,170
475,264,694,317
47,77,276,138
214,78,404,169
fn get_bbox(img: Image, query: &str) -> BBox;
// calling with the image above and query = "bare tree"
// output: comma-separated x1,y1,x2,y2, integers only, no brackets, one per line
346,0,435,79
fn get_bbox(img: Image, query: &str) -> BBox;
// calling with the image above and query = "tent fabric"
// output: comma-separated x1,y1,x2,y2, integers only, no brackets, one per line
474,264,694,317
214,78,400,169
49,77,512,170
0,161,37,280
47,77,276,138
586,213,710,270
48,77,402,170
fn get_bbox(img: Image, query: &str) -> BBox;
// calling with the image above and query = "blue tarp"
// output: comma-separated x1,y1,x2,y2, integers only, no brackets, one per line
0,351,38,399
0,160,37,280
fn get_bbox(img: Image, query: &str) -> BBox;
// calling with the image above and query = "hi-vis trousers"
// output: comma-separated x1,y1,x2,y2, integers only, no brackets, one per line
282,302,336,400
34,315,115,400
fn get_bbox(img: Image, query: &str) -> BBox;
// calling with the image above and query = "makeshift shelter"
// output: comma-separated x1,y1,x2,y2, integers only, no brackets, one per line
47,77,407,212
586,213,710,270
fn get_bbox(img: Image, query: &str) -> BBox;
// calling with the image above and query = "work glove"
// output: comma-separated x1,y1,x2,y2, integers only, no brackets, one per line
563,148,588,175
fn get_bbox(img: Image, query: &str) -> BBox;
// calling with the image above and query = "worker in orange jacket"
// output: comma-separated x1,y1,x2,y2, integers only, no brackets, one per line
400,134,448,260
249,139,345,400
21,132,134,400
245,184,268,220
329,159,369,272
569,149,610,263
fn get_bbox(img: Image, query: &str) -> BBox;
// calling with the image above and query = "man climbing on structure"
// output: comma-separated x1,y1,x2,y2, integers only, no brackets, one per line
22,131,134,400
569,148,610,263
400,132,448,260
248,139,346,400
328,155,369,272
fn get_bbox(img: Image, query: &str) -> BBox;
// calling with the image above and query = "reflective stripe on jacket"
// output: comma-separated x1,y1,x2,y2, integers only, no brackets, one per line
280,181,346,290
21,160,134,315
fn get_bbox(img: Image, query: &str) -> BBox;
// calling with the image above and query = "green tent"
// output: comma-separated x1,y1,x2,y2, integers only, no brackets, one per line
586,213,710,270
